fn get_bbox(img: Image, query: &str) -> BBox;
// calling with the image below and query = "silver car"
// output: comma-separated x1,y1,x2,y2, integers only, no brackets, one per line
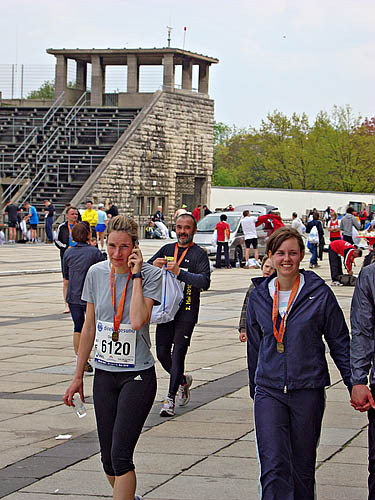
194,211,271,265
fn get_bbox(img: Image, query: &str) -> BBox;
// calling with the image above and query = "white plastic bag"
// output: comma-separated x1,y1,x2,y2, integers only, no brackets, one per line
308,226,319,244
352,227,361,246
151,266,184,324
211,229,218,246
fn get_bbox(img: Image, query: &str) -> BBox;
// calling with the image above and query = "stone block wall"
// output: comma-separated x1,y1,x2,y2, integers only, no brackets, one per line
91,89,214,221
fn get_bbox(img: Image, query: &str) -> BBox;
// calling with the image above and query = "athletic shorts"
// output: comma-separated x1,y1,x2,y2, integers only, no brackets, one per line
30,224,37,230
156,320,196,348
96,223,106,233
8,221,17,228
245,238,258,249
69,303,86,333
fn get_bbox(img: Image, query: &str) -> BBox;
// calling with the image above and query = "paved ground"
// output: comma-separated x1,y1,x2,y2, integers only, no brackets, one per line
0,240,370,499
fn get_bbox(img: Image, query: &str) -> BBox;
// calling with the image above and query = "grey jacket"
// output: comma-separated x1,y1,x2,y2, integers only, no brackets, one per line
350,264,375,386
340,213,360,237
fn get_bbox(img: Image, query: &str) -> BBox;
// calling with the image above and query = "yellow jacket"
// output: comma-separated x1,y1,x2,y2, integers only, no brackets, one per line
81,209,98,227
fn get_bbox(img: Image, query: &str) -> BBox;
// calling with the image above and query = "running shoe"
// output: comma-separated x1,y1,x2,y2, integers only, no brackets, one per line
160,397,175,417
84,361,94,373
331,281,343,286
177,374,193,407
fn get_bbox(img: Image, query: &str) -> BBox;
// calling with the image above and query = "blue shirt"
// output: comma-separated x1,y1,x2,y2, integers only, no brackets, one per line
97,210,108,225
29,206,39,224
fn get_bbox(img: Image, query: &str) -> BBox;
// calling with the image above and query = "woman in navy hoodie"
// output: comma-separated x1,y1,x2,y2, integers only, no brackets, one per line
246,227,351,500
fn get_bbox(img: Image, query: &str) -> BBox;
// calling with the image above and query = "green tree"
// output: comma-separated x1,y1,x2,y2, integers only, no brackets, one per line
27,80,55,99
27,80,77,99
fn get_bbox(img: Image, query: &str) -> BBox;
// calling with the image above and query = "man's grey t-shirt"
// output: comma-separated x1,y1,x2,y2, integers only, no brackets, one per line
82,260,162,372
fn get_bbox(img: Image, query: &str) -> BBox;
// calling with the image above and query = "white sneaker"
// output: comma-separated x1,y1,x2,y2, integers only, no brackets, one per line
331,281,343,286
177,374,193,407
160,397,175,417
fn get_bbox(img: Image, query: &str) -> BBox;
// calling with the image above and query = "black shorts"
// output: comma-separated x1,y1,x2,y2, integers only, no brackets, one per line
245,238,258,249
30,224,37,230
8,221,17,228
69,303,86,333
156,320,196,348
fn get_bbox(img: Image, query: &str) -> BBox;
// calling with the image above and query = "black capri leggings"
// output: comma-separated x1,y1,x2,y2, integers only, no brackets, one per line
93,366,157,477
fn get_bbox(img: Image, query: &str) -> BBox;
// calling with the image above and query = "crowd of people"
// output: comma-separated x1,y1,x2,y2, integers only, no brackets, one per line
4,200,375,499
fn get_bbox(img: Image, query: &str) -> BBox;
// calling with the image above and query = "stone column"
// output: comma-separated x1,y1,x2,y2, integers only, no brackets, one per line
91,55,104,106
198,63,209,94
163,53,175,90
127,54,139,93
54,55,67,100
76,61,87,91
182,58,192,91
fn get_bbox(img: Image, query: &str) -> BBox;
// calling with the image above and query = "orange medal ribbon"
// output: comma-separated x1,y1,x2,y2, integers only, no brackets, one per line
173,242,194,265
110,266,131,341
272,274,301,353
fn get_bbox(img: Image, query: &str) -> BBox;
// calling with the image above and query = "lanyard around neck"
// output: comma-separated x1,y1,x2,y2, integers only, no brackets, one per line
173,242,193,265
110,266,131,334
272,274,301,347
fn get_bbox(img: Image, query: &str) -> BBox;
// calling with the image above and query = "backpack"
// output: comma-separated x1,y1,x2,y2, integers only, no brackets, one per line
338,274,357,286
308,226,319,244
151,266,184,324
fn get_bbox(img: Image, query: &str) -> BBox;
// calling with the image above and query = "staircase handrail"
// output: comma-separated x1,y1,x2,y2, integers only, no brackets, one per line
42,92,65,130
65,92,87,128
2,163,31,201
17,164,48,206
12,127,38,164
36,128,60,163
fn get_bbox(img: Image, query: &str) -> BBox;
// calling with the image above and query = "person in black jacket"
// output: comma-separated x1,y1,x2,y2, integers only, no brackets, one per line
247,227,351,500
148,213,210,417
63,222,105,372
350,265,375,498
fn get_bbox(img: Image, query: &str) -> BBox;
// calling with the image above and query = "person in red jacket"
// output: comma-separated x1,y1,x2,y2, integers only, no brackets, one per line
359,207,368,230
256,213,284,233
328,239,362,285
215,214,231,268
192,204,202,222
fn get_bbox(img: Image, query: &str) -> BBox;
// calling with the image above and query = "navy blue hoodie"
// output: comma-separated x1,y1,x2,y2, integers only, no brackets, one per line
246,269,351,399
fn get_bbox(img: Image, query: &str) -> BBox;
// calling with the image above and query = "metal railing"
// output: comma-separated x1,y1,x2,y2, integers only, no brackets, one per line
42,92,65,130
1,162,31,201
65,92,87,128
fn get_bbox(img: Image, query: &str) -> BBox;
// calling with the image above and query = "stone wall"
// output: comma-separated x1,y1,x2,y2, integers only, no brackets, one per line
90,89,214,222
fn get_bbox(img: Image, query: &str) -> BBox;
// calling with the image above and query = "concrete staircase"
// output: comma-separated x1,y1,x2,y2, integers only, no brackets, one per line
0,105,140,215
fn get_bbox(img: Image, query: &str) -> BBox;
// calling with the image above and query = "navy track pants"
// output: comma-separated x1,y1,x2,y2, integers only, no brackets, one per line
254,386,325,500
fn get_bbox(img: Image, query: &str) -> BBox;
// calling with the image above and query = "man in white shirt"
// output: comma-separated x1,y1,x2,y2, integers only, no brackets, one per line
291,212,306,236
240,210,259,268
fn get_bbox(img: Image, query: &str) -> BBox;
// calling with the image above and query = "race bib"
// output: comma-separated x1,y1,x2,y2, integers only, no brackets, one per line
95,321,136,368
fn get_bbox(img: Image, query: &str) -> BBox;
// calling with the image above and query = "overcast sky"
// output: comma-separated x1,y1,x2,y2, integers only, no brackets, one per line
0,0,374,128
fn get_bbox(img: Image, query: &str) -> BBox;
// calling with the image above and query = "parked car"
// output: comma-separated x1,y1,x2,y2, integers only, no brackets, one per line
194,211,272,265
234,203,278,215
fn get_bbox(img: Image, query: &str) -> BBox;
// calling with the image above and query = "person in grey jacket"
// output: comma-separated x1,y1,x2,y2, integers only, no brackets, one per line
350,264,375,498
340,206,360,244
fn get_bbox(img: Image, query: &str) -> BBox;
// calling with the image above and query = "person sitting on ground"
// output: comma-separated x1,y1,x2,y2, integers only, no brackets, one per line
238,256,275,342
63,222,106,372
